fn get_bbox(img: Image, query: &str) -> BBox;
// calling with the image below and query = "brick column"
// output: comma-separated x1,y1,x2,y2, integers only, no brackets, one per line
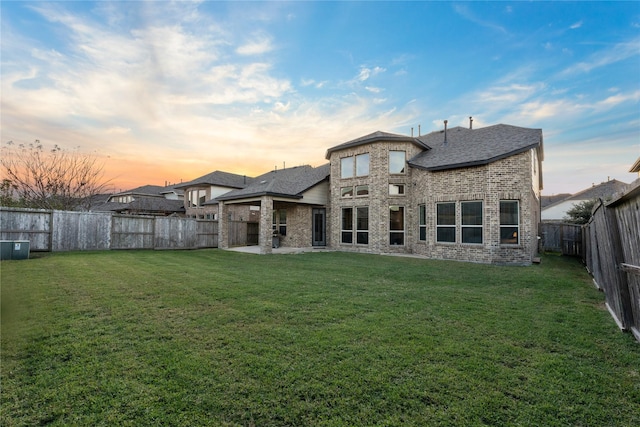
259,195,273,254
218,201,228,249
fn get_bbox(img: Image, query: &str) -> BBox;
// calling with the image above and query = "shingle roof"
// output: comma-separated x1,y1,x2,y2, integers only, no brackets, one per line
92,197,185,214
541,194,572,208
173,170,253,189
116,185,167,196
545,179,629,208
216,164,330,202
325,131,430,159
409,124,543,171
112,184,183,197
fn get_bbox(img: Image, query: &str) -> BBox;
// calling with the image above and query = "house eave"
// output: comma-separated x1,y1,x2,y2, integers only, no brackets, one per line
325,135,429,159
216,191,303,202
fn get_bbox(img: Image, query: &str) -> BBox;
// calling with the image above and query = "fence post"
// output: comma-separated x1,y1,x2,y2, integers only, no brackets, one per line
604,203,634,329
48,210,54,252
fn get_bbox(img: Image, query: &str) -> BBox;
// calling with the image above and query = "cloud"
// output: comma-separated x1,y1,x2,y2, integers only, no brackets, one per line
570,21,583,30
560,37,640,75
1,2,420,187
453,4,508,34
236,35,274,55
356,66,385,82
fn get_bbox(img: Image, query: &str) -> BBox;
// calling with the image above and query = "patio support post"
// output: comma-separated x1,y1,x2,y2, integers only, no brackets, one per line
219,201,229,249
259,195,273,254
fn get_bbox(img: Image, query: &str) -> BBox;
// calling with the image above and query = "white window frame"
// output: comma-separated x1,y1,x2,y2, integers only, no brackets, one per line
461,201,483,244
188,189,207,208
500,200,520,245
418,204,427,241
341,186,354,198
356,206,369,245
341,207,353,244
340,153,370,178
389,184,405,196
389,151,406,174
436,202,456,243
389,205,405,245
272,209,287,236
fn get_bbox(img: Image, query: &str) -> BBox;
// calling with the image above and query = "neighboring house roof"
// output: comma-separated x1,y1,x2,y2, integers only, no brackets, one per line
541,194,572,208
630,157,640,173
325,131,430,159
92,197,185,214
110,184,183,199
216,164,330,202
409,124,543,171
173,170,253,190
551,179,629,207
541,179,630,221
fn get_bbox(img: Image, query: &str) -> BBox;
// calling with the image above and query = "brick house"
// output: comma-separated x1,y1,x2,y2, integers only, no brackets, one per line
215,164,331,252
327,123,544,264
182,122,544,264
174,170,256,220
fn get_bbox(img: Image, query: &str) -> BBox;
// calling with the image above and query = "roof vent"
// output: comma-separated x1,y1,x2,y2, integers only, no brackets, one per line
469,116,473,129
444,120,448,144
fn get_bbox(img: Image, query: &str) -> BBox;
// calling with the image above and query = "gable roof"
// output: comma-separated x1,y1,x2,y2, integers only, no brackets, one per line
173,170,253,190
112,184,184,198
325,131,430,159
92,197,185,214
630,157,640,173
541,193,572,208
543,179,629,210
409,124,543,171
216,164,330,202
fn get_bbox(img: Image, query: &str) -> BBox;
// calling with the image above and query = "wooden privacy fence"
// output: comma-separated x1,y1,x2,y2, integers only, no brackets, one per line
583,180,640,342
0,207,220,251
540,222,582,256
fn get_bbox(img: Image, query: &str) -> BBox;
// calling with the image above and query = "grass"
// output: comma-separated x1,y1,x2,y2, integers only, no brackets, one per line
1,250,639,426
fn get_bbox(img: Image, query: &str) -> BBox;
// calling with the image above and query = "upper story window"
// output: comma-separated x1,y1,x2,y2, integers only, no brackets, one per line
355,185,369,197
340,153,369,178
389,151,406,174
341,186,354,198
114,195,133,203
389,184,405,196
188,189,207,208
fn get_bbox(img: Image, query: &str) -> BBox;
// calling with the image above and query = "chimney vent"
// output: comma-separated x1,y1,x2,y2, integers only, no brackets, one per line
418,124,421,136
444,120,448,144
411,127,414,137
469,116,473,129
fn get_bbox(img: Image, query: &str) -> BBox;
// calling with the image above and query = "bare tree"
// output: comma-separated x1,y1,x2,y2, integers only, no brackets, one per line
0,140,113,210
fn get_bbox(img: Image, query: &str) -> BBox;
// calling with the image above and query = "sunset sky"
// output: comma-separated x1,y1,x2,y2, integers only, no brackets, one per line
2,1,639,195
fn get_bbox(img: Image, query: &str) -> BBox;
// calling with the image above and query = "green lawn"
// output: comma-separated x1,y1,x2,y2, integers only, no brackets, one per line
1,250,638,426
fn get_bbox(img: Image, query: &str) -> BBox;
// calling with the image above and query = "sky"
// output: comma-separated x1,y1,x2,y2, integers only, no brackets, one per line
1,1,639,195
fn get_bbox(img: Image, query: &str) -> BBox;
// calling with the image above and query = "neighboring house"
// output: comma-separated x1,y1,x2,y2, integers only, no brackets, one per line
206,122,543,265
541,193,571,209
92,184,185,216
630,156,640,178
173,171,254,219
541,179,629,221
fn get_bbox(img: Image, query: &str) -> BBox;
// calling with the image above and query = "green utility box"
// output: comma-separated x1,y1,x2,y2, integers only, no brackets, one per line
0,240,30,260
